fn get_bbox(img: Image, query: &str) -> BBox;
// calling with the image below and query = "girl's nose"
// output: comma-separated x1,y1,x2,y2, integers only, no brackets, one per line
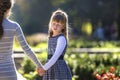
53,25,57,30
54,25,57,28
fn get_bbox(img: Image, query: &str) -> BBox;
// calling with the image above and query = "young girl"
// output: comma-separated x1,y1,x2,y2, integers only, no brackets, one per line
0,0,43,80
38,9,72,80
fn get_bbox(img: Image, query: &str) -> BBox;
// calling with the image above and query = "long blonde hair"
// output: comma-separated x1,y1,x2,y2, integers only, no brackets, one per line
48,9,69,39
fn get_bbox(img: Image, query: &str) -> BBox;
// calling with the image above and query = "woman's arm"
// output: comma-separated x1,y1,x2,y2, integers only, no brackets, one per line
14,23,42,67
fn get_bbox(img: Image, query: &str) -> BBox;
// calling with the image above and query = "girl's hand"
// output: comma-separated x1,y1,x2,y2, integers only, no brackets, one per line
36,67,46,76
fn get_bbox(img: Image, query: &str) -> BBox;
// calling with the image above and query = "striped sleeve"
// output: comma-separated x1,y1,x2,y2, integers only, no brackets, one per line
14,23,42,67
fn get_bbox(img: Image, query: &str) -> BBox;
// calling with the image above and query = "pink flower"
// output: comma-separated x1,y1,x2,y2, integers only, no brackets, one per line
95,74,101,80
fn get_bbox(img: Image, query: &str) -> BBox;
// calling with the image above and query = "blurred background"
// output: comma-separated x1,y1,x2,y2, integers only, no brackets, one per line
12,0,120,80
11,0,120,40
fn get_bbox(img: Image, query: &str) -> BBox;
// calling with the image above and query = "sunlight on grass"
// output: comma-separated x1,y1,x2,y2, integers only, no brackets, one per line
13,39,22,50
13,38,47,51
35,42,47,49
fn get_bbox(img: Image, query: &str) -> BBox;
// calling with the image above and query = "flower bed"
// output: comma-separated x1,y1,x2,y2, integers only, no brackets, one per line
94,67,120,80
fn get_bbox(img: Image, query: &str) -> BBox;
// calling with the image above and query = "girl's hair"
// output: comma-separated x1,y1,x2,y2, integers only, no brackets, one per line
48,9,69,39
0,0,13,39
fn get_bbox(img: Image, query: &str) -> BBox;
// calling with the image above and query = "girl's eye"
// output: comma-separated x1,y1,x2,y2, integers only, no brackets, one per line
53,23,57,26
52,22,64,29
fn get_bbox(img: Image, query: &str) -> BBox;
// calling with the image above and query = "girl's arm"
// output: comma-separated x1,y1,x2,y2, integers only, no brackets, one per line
43,36,66,70
15,23,42,68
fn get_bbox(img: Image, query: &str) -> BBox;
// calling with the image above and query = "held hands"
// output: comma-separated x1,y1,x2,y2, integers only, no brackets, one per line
36,67,46,76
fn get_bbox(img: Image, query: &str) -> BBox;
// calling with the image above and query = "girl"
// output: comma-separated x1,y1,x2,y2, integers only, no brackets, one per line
38,9,72,80
0,0,43,80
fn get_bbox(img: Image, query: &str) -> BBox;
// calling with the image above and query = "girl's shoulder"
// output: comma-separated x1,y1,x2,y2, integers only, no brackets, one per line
57,34,67,42
58,34,66,39
49,34,66,41
50,33,64,39
56,33,65,38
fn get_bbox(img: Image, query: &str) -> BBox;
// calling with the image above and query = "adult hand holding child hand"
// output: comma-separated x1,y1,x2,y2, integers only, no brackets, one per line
36,67,46,76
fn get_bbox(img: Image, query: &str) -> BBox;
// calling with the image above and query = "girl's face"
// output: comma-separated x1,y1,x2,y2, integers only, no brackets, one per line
51,21,64,36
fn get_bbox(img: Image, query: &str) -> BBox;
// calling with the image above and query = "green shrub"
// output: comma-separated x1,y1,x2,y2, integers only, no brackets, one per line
17,37,120,80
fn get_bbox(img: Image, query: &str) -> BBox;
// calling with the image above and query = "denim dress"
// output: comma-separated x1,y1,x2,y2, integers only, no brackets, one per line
43,34,72,80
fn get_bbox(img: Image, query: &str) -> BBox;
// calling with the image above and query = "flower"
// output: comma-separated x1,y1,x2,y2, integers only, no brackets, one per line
109,66,115,73
94,67,120,80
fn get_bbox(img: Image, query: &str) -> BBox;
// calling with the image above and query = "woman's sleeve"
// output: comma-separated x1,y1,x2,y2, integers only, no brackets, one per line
43,36,67,70
15,23,42,67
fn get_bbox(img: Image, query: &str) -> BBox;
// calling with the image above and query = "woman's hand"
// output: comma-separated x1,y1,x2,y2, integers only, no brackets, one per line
36,67,46,76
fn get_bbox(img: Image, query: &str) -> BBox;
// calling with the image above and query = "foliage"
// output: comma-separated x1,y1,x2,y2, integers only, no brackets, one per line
18,52,47,80
81,20,93,36
12,0,119,35
18,51,120,80
16,37,120,80
67,53,120,80
68,38,120,48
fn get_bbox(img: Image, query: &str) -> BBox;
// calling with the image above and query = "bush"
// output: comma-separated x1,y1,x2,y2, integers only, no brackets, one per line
17,38,120,80
18,52,120,80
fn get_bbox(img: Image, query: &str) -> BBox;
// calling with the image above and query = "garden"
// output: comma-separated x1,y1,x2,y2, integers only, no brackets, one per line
13,34,120,80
